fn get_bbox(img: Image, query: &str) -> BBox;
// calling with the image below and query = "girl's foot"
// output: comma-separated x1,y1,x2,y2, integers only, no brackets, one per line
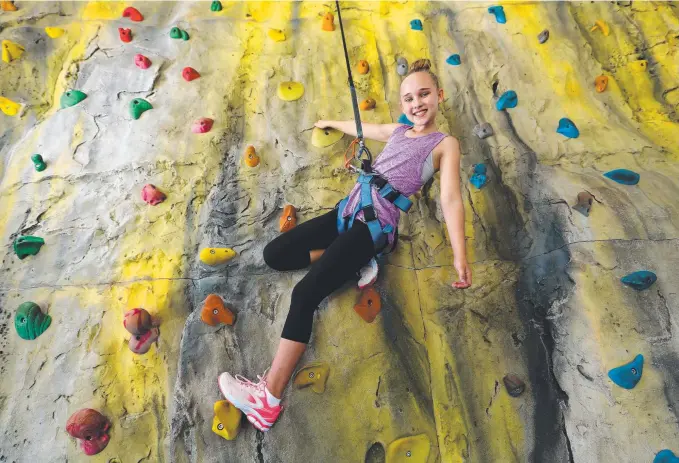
358,258,378,289
217,370,282,432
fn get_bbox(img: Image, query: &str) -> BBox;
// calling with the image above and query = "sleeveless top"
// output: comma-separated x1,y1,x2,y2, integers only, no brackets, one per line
340,125,447,244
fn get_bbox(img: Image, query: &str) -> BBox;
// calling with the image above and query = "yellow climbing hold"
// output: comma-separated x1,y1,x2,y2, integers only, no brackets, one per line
277,81,304,101
267,28,286,42
311,127,344,148
590,20,610,36
0,96,21,117
386,434,431,463
630,60,648,72
211,400,241,440
199,247,236,266
45,27,66,39
293,361,329,393
2,40,25,63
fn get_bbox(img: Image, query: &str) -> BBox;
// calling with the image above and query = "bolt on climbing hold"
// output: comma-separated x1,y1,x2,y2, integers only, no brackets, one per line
15,302,51,340
0,96,21,116
14,235,45,259
141,184,166,205
446,54,461,66
201,294,235,326
182,67,200,81
502,374,526,397
357,60,370,75
538,29,549,44
470,164,488,189
311,126,343,148
130,98,152,120
2,40,25,63
60,90,87,109
1,1,17,11
573,191,594,217
212,400,241,440
191,117,213,134
322,12,335,31
210,1,222,12
473,122,493,139
488,5,506,24
293,362,330,393
398,113,414,126
595,75,609,93
386,434,431,463
31,154,47,172
66,409,111,456
608,354,643,389
354,286,381,323
244,145,260,167
279,205,297,232
654,450,679,463
123,308,157,335
556,118,579,138
118,27,132,43
360,98,376,111
396,57,408,76
496,90,517,110
170,27,189,41
199,247,237,266
630,60,647,72
590,20,609,36
267,28,286,42
277,81,304,101
45,27,65,39
603,168,640,185
122,6,143,22
410,19,423,31
134,54,151,69
128,326,159,354
621,270,657,291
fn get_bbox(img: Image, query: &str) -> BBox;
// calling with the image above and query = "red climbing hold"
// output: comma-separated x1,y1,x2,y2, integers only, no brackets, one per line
192,118,214,134
141,184,166,205
118,27,132,43
182,67,200,82
122,6,143,22
134,54,151,69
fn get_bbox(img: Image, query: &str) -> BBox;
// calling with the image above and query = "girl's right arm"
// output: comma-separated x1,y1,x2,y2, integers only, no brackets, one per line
315,120,401,143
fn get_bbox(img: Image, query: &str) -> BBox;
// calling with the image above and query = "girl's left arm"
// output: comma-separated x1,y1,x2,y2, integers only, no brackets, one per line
439,136,472,288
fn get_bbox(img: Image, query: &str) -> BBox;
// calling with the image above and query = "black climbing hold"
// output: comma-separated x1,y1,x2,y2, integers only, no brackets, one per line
365,442,386,463
603,169,639,185
621,271,657,291
503,374,525,397
538,29,549,44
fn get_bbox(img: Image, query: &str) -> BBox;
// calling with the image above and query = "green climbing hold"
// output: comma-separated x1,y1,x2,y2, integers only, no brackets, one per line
31,154,46,172
211,1,222,12
170,27,189,41
60,90,87,109
14,235,45,259
15,302,51,340
130,98,152,120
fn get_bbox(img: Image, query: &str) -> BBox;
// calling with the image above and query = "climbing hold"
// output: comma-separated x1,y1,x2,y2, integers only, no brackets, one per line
473,122,494,139
470,164,488,189
199,247,237,266
267,28,286,42
170,27,189,40
311,127,343,148
354,286,381,323
130,98,152,120
60,90,87,109
360,98,376,111
446,54,461,66
141,184,166,205
45,27,65,39
293,362,330,393
608,354,643,389
654,450,679,463
279,205,297,232
122,6,143,22
488,5,506,24
31,154,47,172
410,19,423,31
134,54,151,69
396,57,408,76
201,294,235,326
357,60,370,75
365,442,386,463
118,27,132,43
128,326,159,354
1,1,17,11
621,271,657,291
2,40,25,63
277,81,304,101
595,75,608,93
244,145,260,167
590,20,610,36
603,169,640,185
191,117,214,134
538,29,549,44
14,235,45,259
66,409,111,456
123,308,155,335
182,67,200,81
573,191,594,217
502,374,526,397
386,434,431,463
210,1,222,12
322,12,335,31
15,302,51,340
556,118,579,138
212,400,241,440
398,113,413,127
0,96,21,116
496,90,517,110
631,60,647,72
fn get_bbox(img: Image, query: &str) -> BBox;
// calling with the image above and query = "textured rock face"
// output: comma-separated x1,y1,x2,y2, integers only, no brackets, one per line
1,2,679,462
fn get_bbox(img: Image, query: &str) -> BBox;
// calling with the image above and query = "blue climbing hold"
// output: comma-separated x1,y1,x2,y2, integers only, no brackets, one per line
621,271,657,291
488,5,506,24
608,354,643,389
446,54,461,66
496,90,517,110
410,19,423,31
603,169,640,185
654,450,679,463
557,118,579,138
398,113,413,126
470,164,488,189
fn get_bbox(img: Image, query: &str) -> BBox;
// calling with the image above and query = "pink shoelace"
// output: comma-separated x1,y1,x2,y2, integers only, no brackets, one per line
234,368,270,392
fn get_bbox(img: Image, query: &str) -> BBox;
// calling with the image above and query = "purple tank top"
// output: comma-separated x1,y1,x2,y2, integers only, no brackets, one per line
341,125,447,244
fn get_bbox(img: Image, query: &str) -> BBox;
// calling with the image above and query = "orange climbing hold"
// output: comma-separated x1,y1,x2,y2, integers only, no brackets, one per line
595,75,608,93
122,6,143,22
590,20,609,36
360,98,376,111
1,1,17,11
357,60,369,75
244,145,260,167
322,12,335,31
279,205,297,232
201,294,235,326
354,286,381,323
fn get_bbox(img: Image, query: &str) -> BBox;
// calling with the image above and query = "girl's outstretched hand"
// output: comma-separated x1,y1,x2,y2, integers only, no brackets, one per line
314,120,331,129
453,258,472,289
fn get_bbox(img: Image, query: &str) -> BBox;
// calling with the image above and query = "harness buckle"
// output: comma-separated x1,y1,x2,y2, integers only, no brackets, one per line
362,206,377,222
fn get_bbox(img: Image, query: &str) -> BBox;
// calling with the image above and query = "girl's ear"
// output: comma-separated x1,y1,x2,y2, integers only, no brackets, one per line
438,88,444,104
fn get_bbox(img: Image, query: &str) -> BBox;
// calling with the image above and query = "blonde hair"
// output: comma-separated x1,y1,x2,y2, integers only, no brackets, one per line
404,58,440,89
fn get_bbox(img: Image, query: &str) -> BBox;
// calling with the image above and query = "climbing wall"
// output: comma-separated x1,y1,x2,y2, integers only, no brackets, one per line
1,1,679,462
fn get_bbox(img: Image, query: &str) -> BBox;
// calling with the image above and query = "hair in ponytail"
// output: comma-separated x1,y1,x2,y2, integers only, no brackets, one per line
404,58,440,89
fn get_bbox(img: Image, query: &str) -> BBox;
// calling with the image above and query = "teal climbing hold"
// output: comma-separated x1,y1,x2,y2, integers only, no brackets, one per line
398,113,413,127
211,1,222,12
14,235,45,259
621,271,657,291
470,164,488,189
446,54,461,66
60,90,87,109
654,450,679,463
488,5,506,24
603,169,640,185
130,98,152,120
31,154,46,172
410,19,423,31
170,27,189,41
496,90,517,110
556,118,579,138
608,354,643,389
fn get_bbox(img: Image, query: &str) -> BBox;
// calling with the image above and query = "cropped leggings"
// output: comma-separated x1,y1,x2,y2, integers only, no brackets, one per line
263,209,376,343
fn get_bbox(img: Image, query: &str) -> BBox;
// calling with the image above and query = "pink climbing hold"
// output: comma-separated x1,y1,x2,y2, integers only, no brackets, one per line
134,54,151,69
122,6,143,22
118,27,132,43
182,67,200,82
141,184,166,205
192,118,213,134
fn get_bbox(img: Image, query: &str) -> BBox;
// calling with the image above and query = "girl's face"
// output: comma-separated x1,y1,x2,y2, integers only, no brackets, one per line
399,71,444,126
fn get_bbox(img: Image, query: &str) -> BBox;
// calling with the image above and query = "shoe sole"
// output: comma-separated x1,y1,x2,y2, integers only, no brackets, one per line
358,273,377,289
217,374,276,432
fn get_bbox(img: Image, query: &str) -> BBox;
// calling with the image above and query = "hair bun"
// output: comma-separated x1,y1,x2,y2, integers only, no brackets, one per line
409,58,432,72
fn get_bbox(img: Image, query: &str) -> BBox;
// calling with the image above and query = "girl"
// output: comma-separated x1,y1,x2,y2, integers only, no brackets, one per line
218,59,472,432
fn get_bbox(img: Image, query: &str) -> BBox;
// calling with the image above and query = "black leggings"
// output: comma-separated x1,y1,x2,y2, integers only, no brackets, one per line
263,209,376,343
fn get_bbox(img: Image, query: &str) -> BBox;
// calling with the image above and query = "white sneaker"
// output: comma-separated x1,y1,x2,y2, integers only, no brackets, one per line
217,369,282,432
357,258,378,289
